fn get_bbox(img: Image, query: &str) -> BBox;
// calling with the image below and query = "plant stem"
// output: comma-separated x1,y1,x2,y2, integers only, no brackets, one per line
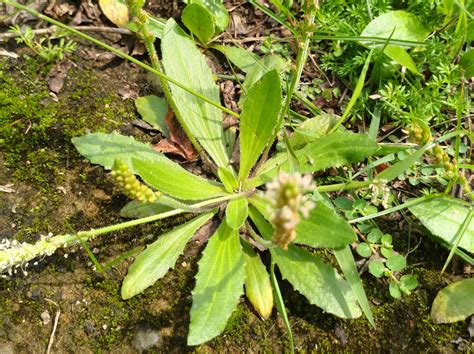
316,180,371,193
0,193,242,272
2,0,239,118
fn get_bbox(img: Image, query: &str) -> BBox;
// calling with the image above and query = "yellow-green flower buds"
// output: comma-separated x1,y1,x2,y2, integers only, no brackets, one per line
265,173,315,250
110,159,160,203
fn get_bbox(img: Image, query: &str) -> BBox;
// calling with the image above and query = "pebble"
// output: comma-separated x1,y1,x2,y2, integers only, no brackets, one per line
132,322,161,351
40,310,51,326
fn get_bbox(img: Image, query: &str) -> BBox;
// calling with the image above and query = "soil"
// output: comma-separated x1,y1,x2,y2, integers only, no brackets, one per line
0,2,472,353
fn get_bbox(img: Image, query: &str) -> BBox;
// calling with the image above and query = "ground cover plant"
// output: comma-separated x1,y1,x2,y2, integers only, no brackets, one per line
0,0,473,351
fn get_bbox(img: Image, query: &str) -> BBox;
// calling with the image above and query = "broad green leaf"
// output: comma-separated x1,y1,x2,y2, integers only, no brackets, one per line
356,243,372,258
72,132,163,174
249,131,379,187
161,19,229,168
389,281,401,298
409,197,474,253
121,212,214,299
360,10,429,74
272,245,361,318
460,49,474,78
295,203,357,249
217,166,237,192
334,246,375,327
188,220,246,345
431,279,474,323
239,70,282,181
289,113,340,149
375,143,433,183
361,10,429,43
239,54,288,106
119,200,173,218
225,197,249,230
242,243,273,319
135,95,169,136
132,158,227,200
182,3,216,44
211,44,259,73
189,0,229,32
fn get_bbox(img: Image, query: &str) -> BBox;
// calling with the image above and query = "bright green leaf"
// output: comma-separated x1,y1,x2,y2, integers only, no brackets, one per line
239,70,282,182
161,19,229,168
272,245,361,318
135,95,169,136
400,275,418,291
132,158,227,200
225,198,248,230
242,242,273,319
72,132,163,174
295,202,357,249
182,3,216,44
431,278,474,323
188,220,246,345
189,0,229,32
121,212,214,299
368,259,385,278
384,45,419,74
386,253,406,272
119,200,173,218
409,197,474,253
381,247,393,258
249,131,379,187
289,113,340,149
367,229,383,243
217,166,237,193
356,243,372,258
389,281,401,298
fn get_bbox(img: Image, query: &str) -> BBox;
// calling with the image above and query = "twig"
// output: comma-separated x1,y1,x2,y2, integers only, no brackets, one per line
0,25,133,41
45,299,60,354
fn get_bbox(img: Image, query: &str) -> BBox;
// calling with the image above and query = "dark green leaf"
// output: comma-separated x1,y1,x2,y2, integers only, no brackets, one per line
239,70,282,182
121,212,214,299
249,131,379,187
119,200,173,218
189,0,228,32
431,278,474,323
188,220,246,345
295,202,357,249
182,3,215,44
367,229,382,243
211,44,259,73
272,245,361,318
460,49,474,78
135,95,169,136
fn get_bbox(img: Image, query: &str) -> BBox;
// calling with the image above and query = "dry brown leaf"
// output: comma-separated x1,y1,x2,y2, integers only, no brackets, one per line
152,108,198,160
46,60,72,94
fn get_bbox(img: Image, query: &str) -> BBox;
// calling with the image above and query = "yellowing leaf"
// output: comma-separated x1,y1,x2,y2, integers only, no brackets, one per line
99,0,129,28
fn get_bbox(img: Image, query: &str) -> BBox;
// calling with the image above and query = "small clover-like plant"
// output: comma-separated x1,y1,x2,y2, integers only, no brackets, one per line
356,229,418,299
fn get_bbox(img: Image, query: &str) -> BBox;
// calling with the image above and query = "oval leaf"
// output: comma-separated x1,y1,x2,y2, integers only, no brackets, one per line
132,158,227,201
409,197,474,253
239,70,282,181
188,220,246,345
296,202,357,249
182,3,216,44
121,212,214,300
272,245,361,318
135,95,169,135
161,19,229,168
99,0,129,27
242,243,273,319
431,279,474,323
225,197,249,230
190,0,228,32
119,200,173,219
